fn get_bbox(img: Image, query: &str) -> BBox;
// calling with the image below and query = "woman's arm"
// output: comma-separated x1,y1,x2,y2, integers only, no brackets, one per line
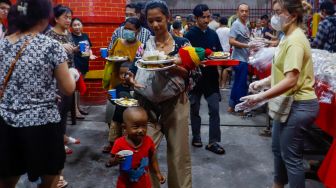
261,70,299,100
54,62,76,96
89,49,97,60
242,70,299,104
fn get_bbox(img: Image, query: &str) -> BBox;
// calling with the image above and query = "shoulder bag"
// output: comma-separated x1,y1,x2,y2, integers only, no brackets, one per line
0,35,35,100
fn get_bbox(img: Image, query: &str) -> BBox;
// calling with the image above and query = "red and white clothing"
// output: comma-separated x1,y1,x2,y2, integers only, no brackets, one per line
111,136,155,188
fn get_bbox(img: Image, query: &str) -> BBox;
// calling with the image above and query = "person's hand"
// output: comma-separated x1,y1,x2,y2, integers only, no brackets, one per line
114,154,125,163
249,80,264,93
105,154,124,168
240,93,265,106
89,54,97,60
69,68,80,82
55,94,62,104
248,42,257,49
249,79,270,93
107,92,112,100
156,173,166,184
125,71,145,89
63,43,76,53
173,57,182,65
73,45,80,53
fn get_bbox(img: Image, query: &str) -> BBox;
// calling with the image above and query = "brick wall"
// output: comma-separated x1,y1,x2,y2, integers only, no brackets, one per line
53,0,125,105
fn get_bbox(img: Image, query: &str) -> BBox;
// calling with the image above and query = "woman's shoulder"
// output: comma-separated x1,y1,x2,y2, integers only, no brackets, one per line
286,28,308,48
44,28,57,37
38,34,62,46
113,38,123,45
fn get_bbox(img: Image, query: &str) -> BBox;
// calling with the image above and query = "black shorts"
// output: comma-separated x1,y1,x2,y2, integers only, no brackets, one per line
0,116,65,182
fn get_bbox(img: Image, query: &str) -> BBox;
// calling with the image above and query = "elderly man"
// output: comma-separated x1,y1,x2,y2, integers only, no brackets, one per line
228,3,255,114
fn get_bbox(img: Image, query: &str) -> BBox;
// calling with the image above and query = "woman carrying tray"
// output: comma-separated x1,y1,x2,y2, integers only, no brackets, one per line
126,1,192,187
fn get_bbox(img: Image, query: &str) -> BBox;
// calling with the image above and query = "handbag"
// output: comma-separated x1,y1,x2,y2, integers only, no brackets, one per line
0,35,35,100
134,68,185,104
268,95,294,123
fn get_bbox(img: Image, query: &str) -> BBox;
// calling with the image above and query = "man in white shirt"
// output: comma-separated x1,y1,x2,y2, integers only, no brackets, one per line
208,13,220,31
216,16,231,89
0,0,11,39
216,17,230,52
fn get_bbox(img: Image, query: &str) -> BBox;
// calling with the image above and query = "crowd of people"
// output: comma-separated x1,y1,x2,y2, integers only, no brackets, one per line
0,0,335,188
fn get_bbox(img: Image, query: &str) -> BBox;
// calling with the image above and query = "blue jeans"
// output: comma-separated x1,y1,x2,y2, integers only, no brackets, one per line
229,61,248,108
190,92,221,144
272,99,319,188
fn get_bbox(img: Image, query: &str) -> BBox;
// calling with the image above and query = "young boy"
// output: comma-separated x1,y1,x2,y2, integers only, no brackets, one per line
110,62,134,139
103,62,133,153
107,107,165,188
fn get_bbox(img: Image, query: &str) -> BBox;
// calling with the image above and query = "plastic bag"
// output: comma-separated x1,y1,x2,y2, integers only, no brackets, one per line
235,98,269,113
314,80,335,104
312,49,336,92
248,47,275,71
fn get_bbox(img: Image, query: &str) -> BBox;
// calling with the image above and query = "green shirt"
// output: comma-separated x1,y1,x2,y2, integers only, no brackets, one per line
272,28,316,101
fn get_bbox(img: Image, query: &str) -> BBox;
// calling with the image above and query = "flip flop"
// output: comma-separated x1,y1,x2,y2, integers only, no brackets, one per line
67,136,80,144
205,143,225,155
191,137,203,147
65,146,73,155
57,176,68,188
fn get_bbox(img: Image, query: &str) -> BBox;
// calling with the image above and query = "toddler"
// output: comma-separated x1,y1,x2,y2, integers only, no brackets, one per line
107,107,165,188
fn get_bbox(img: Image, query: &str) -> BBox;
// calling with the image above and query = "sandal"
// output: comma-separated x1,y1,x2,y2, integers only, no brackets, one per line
79,108,89,115
259,128,272,137
57,176,68,188
102,144,113,153
205,143,226,155
67,136,80,144
191,137,203,147
65,146,73,155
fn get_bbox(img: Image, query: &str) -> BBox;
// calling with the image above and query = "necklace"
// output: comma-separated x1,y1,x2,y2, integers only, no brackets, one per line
155,34,172,49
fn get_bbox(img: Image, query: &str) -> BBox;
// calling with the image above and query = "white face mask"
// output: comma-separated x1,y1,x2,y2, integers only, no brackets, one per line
271,15,283,31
